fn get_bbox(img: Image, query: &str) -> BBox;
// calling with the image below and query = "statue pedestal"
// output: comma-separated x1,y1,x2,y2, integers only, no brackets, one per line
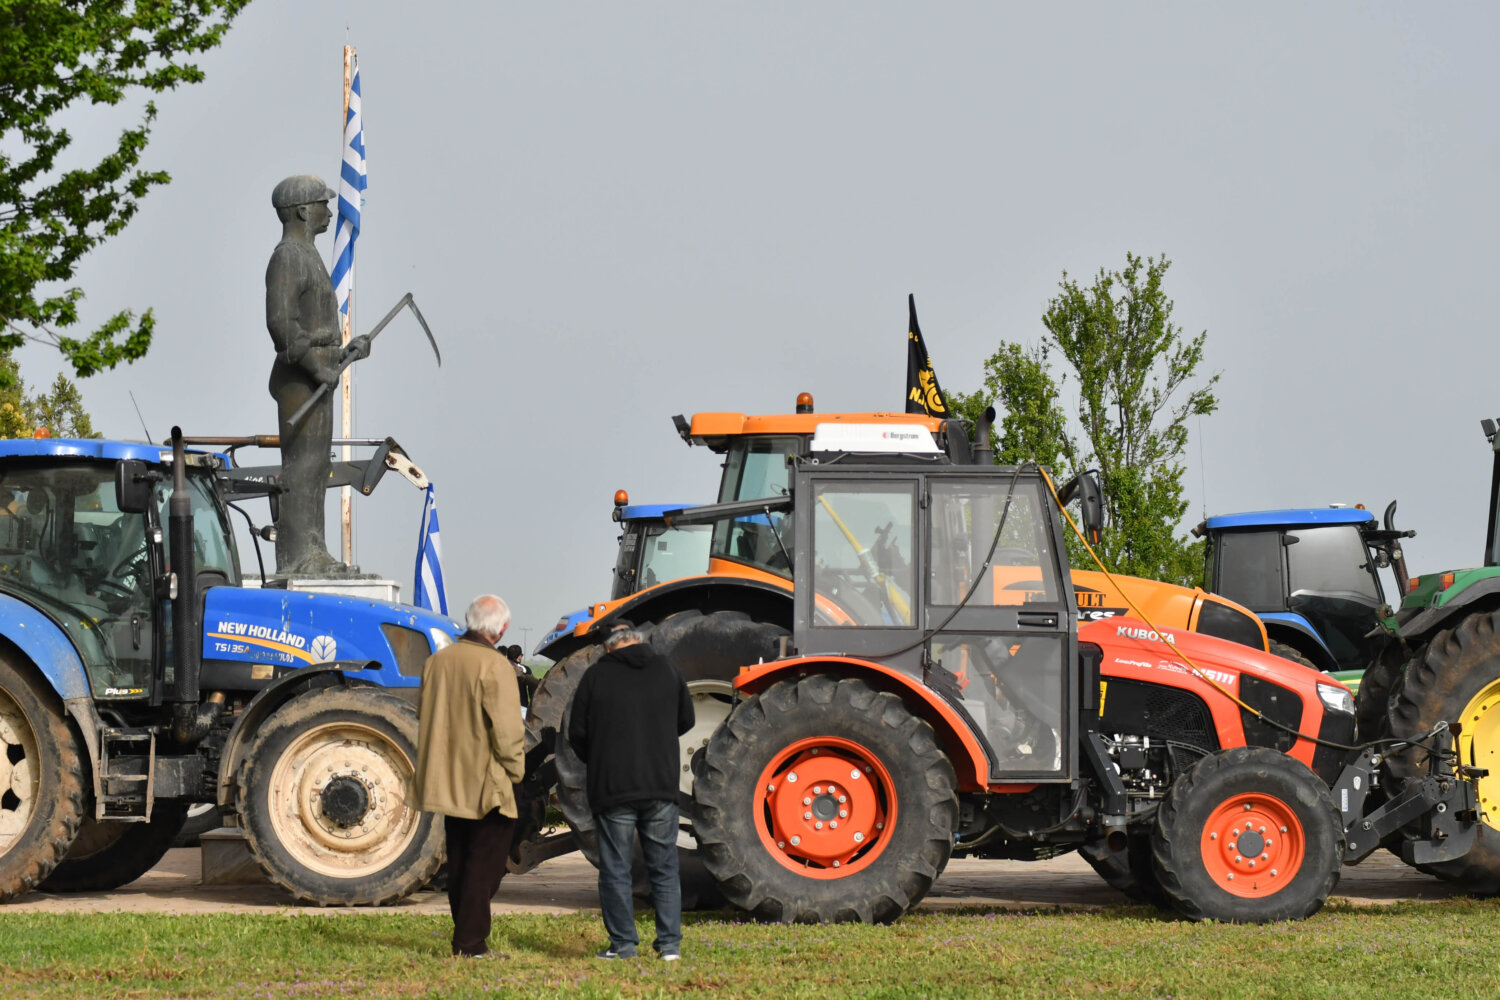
246,575,403,603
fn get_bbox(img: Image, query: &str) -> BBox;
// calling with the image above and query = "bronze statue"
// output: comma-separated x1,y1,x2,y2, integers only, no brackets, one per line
265,174,370,576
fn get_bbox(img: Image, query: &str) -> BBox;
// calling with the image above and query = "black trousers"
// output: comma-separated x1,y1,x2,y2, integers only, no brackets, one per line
444,809,517,956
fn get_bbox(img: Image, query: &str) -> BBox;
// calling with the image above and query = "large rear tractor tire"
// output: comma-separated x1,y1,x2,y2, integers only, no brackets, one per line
1152,746,1342,922
41,802,190,892
1353,637,1412,743
693,674,958,923
239,686,442,905
1386,611,1500,893
532,610,786,909
0,657,86,901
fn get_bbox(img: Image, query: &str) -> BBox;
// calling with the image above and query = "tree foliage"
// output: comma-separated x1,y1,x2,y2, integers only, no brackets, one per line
957,253,1219,586
0,353,98,439
0,0,248,386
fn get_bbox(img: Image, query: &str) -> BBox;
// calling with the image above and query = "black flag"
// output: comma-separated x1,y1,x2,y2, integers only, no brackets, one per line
905,294,947,416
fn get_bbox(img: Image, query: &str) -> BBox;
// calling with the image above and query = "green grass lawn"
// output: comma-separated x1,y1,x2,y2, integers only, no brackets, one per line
1,899,1497,999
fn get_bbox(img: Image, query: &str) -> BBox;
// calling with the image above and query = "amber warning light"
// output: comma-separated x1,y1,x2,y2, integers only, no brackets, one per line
796,392,814,414
614,490,629,507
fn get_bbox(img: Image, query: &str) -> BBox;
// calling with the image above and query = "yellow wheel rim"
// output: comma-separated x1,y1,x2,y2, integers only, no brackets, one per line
1457,679,1500,833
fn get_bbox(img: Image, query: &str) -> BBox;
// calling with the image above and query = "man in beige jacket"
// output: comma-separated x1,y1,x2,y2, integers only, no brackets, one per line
412,594,525,958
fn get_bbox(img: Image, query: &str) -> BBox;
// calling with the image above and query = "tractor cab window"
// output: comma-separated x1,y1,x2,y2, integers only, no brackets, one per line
1211,531,1283,611
153,470,241,586
1285,526,1385,671
712,437,800,577
0,462,155,697
928,481,1061,606
810,484,915,627
627,521,713,595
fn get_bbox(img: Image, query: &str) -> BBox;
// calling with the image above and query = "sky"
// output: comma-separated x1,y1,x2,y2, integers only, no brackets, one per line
26,2,1500,649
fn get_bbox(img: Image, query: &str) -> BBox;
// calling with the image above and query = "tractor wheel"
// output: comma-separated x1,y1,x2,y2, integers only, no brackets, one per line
239,686,442,905
41,801,190,891
1386,611,1500,893
1353,637,1412,743
1267,641,1319,674
1152,745,1342,922
1080,833,1166,907
0,656,86,901
693,674,958,923
534,610,786,908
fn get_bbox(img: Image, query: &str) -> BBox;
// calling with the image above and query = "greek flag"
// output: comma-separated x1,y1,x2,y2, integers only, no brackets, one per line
331,57,366,317
414,484,447,615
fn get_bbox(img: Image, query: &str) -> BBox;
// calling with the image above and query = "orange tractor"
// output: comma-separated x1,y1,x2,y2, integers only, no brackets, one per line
522,407,1486,922
518,399,1428,908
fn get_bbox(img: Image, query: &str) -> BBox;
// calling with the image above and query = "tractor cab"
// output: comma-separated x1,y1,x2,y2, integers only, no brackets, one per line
790,456,1076,777
0,440,238,703
1195,504,1411,678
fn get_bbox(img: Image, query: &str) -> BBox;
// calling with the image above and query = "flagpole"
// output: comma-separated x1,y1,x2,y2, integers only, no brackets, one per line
339,45,354,567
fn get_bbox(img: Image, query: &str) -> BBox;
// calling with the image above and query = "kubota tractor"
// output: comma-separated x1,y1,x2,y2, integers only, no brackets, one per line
678,421,1485,923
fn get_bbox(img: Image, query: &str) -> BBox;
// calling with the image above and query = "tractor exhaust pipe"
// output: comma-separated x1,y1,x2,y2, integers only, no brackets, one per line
972,406,996,466
168,427,201,705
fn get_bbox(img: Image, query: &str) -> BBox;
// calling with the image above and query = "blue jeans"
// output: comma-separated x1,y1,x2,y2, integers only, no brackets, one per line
595,800,682,954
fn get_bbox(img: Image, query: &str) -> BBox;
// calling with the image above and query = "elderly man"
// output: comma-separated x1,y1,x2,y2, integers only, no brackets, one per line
568,621,694,961
412,594,524,959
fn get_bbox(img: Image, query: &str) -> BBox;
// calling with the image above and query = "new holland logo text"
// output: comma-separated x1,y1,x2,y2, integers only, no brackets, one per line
214,621,308,649
1116,625,1175,645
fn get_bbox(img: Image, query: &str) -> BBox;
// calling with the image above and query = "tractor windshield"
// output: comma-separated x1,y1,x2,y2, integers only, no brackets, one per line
153,470,240,585
1285,525,1384,671
711,436,800,577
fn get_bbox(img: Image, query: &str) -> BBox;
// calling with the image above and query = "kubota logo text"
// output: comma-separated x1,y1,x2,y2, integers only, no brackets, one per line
1116,625,1175,645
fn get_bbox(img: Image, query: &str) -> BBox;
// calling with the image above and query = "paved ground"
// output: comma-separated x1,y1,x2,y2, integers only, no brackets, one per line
0,846,1468,916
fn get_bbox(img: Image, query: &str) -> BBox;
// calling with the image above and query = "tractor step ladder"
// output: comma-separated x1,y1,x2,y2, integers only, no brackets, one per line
96,726,155,822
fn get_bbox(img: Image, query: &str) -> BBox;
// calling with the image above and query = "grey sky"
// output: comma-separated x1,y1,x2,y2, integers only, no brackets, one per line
31,2,1500,645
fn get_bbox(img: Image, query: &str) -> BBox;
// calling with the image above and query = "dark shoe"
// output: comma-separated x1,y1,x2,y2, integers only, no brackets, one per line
454,950,508,960
596,946,638,960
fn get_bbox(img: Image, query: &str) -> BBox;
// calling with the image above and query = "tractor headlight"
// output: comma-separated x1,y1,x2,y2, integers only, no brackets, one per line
1316,682,1354,716
429,627,455,652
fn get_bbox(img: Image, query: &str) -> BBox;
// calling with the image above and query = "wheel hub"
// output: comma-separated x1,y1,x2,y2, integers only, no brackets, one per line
1457,679,1500,832
319,775,372,826
1200,793,1305,899
0,694,37,851
756,736,895,877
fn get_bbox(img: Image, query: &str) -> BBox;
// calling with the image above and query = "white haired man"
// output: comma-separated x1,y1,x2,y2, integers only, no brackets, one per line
568,620,694,961
412,594,524,959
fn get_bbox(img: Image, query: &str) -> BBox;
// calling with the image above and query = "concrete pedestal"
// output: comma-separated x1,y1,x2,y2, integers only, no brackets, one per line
199,827,270,886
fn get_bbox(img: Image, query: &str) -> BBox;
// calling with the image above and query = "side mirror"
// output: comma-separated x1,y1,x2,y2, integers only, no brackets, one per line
1058,471,1104,546
115,460,153,514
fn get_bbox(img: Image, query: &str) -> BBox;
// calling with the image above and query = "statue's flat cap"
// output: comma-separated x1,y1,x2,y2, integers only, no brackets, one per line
271,174,336,209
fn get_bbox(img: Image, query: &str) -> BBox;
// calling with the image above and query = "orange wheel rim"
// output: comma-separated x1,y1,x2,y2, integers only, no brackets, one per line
753,736,897,879
1199,793,1305,898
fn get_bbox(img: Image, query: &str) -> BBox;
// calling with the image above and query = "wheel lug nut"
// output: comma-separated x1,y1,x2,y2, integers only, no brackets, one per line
830,820,838,829
853,832,864,843
790,836,801,846
1210,832,1217,840
832,860,840,867
1244,804,1252,812
1235,856,1243,863
803,797,811,806
804,812,812,820
815,821,823,830
1280,826,1288,833
1261,853,1269,861
788,772,798,783
814,786,823,794
767,784,776,793
839,810,848,818
851,769,861,779
1270,869,1278,876
838,795,847,803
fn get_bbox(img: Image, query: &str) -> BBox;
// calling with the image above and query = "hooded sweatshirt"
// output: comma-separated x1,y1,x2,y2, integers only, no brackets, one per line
567,642,694,812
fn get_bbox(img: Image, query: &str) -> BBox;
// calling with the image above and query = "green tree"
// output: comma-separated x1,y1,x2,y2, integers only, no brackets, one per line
0,353,98,439
0,1,248,387
958,253,1219,586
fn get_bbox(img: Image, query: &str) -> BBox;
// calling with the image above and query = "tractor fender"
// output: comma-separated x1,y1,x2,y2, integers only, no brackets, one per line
1256,613,1337,671
538,575,794,662
731,655,994,792
216,665,393,808
0,600,107,810
1397,577,1500,644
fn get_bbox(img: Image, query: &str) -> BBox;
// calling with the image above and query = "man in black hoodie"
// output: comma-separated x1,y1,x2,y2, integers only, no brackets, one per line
568,621,694,961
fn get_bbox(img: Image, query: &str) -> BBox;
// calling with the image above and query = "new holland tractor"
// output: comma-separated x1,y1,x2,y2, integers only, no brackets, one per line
0,430,460,905
677,421,1485,923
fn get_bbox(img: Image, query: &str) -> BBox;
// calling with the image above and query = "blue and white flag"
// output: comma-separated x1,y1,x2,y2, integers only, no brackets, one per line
414,484,448,615
331,56,366,318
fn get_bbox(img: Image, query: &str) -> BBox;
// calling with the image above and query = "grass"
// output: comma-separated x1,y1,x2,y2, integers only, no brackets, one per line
2,899,1500,999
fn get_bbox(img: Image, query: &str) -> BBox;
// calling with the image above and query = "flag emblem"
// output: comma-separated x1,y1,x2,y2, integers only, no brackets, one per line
331,57,366,318
414,484,447,615
905,294,947,416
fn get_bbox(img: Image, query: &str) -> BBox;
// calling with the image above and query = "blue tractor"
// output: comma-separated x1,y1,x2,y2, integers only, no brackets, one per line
0,430,460,905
